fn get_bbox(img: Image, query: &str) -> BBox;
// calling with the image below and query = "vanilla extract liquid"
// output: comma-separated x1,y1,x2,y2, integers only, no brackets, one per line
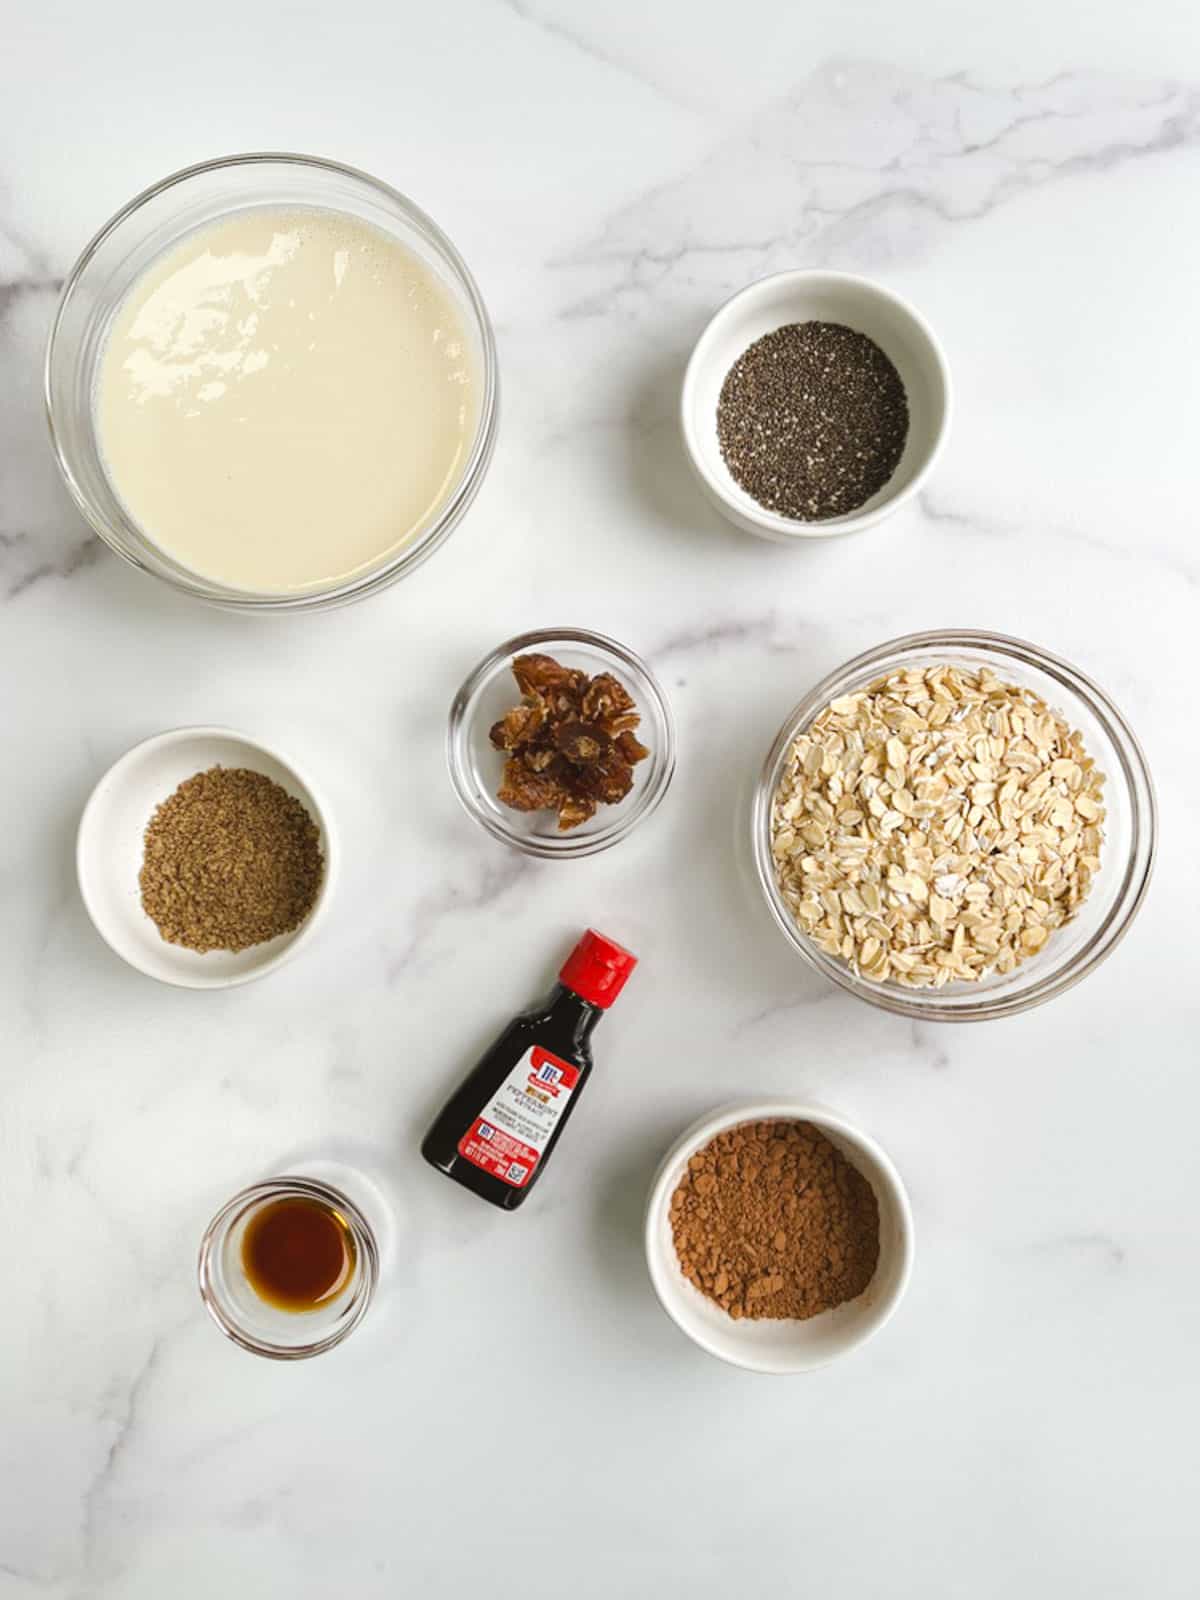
241,1196,357,1311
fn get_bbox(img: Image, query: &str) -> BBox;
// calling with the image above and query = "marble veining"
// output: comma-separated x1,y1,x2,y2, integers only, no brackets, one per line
551,66,1200,314
2,7,1198,1598
915,489,1200,588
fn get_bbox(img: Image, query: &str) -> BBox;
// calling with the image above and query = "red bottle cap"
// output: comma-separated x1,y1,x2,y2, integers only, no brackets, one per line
559,929,637,1009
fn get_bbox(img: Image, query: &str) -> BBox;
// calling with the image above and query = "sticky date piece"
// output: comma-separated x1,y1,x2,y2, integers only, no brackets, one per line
489,695,546,751
497,759,566,814
615,730,650,765
556,722,611,764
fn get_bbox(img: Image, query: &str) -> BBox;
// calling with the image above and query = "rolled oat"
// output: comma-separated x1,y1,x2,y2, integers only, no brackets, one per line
770,664,1106,989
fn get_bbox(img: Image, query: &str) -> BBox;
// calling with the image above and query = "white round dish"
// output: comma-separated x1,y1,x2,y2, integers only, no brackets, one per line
681,270,951,541
77,727,337,988
644,1101,914,1373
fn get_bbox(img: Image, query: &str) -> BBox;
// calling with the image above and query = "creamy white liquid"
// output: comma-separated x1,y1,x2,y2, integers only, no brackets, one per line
96,206,478,593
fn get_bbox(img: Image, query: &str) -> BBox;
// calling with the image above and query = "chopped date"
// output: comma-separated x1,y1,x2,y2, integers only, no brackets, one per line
557,795,598,831
582,673,636,723
524,746,561,775
615,730,650,765
574,758,635,806
513,653,587,699
497,759,564,813
490,651,650,831
489,696,546,751
555,722,611,764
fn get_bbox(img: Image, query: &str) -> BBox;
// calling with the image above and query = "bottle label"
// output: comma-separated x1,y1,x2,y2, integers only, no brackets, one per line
457,1046,580,1189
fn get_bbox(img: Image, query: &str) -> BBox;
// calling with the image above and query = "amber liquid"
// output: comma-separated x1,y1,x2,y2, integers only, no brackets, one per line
241,1197,357,1312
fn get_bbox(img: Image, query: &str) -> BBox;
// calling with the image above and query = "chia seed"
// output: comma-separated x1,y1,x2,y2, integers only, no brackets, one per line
716,320,909,521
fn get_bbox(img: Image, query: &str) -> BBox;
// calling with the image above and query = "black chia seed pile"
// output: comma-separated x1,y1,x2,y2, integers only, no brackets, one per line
717,321,909,521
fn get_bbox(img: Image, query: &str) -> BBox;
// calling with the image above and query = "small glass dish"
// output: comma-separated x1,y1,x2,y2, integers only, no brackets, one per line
198,1176,379,1359
447,627,676,859
45,152,499,612
751,629,1156,1022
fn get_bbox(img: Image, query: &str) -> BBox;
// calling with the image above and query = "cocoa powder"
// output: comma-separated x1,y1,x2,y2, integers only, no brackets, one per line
669,1119,880,1321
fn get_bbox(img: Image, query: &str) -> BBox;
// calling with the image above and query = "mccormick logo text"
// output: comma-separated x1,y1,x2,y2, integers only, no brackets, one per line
529,1061,564,1095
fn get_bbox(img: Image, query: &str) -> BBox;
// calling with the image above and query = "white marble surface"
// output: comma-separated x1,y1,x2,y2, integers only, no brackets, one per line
2,3,1198,1595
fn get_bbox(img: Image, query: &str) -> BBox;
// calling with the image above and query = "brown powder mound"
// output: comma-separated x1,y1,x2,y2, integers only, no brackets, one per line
669,1119,880,1321
139,766,324,953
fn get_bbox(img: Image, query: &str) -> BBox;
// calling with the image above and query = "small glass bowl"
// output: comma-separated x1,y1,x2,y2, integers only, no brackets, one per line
447,628,676,859
45,152,499,612
197,1176,379,1359
751,629,1156,1022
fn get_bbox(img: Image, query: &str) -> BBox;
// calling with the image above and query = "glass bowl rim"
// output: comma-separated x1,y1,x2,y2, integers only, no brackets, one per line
197,1175,379,1359
446,625,678,859
43,150,499,612
751,627,1157,1022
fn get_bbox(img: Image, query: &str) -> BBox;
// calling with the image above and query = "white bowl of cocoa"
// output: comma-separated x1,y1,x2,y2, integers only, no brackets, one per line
644,1101,914,1373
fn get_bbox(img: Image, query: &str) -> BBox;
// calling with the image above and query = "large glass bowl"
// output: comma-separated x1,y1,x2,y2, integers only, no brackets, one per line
751,630,1156,1022
45,153,499,612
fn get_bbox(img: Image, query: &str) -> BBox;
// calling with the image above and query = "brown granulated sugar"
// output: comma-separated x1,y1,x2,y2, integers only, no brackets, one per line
670,1119,880,1321
139,766,324,953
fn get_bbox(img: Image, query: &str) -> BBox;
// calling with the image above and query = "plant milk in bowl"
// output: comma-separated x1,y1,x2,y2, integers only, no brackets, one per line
95,206,479,594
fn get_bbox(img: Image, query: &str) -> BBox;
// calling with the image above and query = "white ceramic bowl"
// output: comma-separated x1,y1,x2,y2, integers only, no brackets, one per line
77,727,337,988
681,270,951,541
645,1102,914,1373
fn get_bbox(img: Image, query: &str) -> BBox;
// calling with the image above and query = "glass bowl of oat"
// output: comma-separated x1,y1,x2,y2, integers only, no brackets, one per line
447,628,676,859
751,630,1156,1021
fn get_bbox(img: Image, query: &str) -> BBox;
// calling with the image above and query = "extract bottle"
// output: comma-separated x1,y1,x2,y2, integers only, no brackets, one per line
421,929,637,1210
